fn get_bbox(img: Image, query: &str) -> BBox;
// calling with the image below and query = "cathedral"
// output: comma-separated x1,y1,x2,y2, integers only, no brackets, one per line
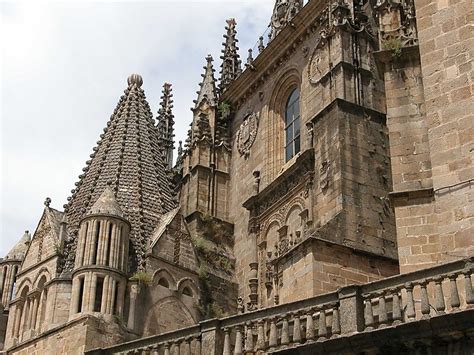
1,0,473,354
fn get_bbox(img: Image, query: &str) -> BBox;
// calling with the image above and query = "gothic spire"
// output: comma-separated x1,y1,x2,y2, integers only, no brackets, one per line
219,18,242,93
63,74,176,271
193,55,218,110
157,82,175,170
268,0,304,41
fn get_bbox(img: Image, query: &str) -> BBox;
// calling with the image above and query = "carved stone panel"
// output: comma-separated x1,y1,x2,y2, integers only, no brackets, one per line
237,112,259,158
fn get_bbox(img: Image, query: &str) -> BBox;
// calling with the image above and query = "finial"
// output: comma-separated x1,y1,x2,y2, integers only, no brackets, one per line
127,74,143,88
44,197,51,207
258,36,265,53
247,49,254,65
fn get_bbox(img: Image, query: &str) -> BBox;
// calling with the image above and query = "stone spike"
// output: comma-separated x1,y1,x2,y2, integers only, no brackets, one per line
157,82,175,170
194,55,218,110
219,18,242,93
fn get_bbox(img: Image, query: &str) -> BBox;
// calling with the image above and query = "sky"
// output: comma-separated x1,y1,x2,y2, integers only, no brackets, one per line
0,0,277,257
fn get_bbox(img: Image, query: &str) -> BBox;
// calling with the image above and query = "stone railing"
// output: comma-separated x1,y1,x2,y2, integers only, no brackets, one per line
88,257,473,354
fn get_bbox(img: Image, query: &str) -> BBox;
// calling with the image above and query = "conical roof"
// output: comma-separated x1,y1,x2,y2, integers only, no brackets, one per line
87,186,124,218
6,230,31,260
63,74,175,270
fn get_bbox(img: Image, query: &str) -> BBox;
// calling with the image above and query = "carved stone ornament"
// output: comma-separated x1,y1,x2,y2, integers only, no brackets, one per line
308,45,331,85
237,112,259,158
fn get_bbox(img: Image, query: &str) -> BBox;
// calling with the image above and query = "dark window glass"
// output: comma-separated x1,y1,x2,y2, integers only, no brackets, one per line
285,89,301,162
94,277,104,312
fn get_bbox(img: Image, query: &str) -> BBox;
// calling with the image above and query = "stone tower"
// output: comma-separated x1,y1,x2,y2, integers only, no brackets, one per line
62,73,175,272
180,55,232,223
69,187,130,319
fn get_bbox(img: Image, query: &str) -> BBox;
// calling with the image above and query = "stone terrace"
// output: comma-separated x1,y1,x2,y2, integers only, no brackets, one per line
87,257,474,354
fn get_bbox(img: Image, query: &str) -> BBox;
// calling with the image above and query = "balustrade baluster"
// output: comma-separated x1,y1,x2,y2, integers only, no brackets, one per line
256,320,266,350
391,288,402,325
173,340,181,355
234,325,243,355
448,274,461,309
318,308,327,338
268,318,278,348
292,312,302,343
405,283,416,321
151,345,159,355
378,291,388,326
163,343,170,355
305,310,315,341
433,277,446,314
184,337,192,355
463,270,473,305
419,280,430,319
281,315,290,345
363,296,374,330
194,335,201,355
223,328,231,355
245,322,254,352
330,304,340,336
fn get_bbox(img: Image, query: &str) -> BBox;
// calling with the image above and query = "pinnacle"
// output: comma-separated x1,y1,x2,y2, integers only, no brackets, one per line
219,18,242,93
194,55,218,110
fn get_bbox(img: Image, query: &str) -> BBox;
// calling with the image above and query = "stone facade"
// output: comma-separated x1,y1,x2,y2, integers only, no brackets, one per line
1,0,472,353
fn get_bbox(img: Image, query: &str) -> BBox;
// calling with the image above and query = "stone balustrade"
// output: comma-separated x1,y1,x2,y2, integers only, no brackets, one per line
88,257,473,355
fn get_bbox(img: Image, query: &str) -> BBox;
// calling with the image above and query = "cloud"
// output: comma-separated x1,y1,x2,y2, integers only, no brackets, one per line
0,0,274,256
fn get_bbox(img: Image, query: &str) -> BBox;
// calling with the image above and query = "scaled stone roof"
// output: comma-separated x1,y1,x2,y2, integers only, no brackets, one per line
5,230,31,260
63,74,176,270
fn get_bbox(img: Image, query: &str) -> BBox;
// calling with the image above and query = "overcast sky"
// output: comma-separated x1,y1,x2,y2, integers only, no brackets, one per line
0,0,277,256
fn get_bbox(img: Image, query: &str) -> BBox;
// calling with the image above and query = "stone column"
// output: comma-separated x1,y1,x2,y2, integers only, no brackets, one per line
0,267,5,305
36,290,45,333
19,298,30,338
100,275,110,313
116,280,125,317
14,303,23,339
2,267,12,306
69,277,80,317
110,223,118,268
108,278,117,314
88,273,97,312
248,225,259,310
75,222,87,268
127,283,139,330
30,295,39,331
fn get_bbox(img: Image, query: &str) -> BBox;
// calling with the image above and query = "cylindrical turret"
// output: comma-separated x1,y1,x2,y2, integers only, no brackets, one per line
69,187,129,319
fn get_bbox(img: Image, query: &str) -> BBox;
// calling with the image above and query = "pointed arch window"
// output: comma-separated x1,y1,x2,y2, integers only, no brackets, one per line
285,88,301,162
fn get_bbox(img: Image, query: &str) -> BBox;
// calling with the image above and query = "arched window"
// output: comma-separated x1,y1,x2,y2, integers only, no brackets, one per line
285,89,301,162
158,278,170,288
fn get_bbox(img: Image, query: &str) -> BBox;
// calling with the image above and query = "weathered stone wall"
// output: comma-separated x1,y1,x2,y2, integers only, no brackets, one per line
226,1,396,305
379,0,473,272
275,238,398,304
416,0,474,262
8,316,130,355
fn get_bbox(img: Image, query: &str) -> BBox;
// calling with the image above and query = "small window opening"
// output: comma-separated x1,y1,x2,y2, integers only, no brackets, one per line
77,277,85,313
285,88,301,162
182,287,193,297
158,278,169,288
94,277,104,312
